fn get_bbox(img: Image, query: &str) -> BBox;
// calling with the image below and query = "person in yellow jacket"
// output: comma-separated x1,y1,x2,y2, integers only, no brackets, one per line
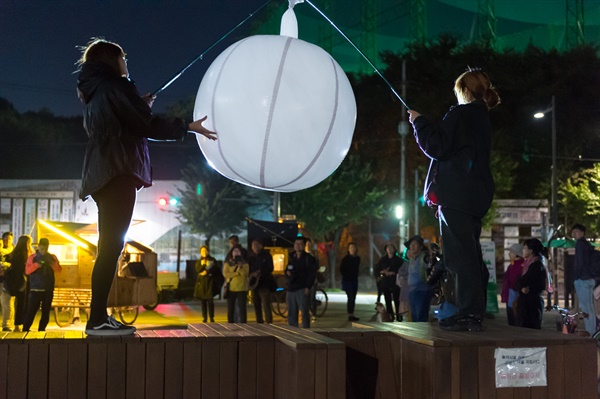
223,245,249,323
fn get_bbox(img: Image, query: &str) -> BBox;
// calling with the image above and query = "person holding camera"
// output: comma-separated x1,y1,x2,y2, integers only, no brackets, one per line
23,238,62,332
223,245,249,323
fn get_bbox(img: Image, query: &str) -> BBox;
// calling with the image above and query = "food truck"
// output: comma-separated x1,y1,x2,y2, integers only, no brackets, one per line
35,219,157,326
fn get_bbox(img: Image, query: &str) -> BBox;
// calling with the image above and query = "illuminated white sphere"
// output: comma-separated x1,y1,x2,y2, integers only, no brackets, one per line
193,32,356,192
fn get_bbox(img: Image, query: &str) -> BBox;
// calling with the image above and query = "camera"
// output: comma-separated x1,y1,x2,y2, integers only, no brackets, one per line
234,255,243,263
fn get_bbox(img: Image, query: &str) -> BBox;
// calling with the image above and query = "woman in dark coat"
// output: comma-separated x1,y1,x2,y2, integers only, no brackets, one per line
516,239,547,330
76,38,216,336
194,246,218,323
4,235,34,331
408,68,500,332
374,243,402,320
340,242,360,322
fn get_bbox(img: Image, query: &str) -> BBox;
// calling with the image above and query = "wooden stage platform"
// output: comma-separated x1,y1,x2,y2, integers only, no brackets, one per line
0,322,595,399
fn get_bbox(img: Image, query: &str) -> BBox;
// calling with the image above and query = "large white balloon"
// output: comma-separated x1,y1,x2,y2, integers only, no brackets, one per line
194,7,356,192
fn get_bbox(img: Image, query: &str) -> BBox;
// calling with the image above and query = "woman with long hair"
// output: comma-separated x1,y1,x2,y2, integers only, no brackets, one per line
194,246,218,323
4,235,34,331
374,243,402,321
408,68,500,331
76,38,216,335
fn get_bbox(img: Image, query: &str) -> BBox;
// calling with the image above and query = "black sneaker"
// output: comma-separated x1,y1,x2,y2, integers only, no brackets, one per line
348,316,360,321
439,314,483,332
86,315,136,336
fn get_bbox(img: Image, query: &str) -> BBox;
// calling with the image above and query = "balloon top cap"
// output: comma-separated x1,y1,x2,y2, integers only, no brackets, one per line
280,3,301,38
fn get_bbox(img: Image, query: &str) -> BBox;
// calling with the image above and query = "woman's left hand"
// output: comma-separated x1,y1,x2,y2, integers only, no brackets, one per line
189,116,217,141
407,110,421,124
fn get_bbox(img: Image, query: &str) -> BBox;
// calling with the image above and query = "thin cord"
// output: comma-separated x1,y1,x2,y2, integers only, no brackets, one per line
152,0,274,96
304,0,410,110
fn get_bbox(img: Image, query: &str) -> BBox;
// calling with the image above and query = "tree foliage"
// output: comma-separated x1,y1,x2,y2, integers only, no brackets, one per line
174,160,255,246
559,164,600,236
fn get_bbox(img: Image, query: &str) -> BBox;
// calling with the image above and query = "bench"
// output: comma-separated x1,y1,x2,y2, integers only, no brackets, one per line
51,288,92,327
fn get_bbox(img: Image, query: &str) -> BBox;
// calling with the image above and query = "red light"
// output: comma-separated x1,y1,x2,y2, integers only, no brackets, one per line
158,197,168,206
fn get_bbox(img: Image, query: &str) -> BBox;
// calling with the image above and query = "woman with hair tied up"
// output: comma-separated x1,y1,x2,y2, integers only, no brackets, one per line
408,68,500,332
516,239,548,330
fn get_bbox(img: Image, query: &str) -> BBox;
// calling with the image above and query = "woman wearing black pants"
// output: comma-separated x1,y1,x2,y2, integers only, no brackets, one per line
340,242,360,321
76,38,216,336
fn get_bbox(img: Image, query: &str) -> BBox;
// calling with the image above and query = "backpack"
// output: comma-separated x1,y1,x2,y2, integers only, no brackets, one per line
4,266,26,296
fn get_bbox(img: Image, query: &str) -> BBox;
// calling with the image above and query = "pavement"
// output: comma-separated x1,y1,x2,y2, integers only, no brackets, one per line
36,291,568,333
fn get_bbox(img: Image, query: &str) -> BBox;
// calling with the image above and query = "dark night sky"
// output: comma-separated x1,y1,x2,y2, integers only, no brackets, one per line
1,1,599,118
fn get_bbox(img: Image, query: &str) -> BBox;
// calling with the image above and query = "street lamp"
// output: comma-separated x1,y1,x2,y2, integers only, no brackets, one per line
395,204,404,250
533,95,557,230
534,95,558,308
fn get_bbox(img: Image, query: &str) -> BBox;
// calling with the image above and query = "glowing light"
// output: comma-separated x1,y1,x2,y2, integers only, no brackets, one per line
158,197,168,206
534,112,545,119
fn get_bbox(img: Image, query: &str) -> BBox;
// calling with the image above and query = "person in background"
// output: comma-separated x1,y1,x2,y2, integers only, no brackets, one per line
374,243,402,321
23,238,62,332
405,236,433,322
408,68,500,332
0,232,14,331
194,246,217,323
76,38,216,336
286,237,317,328
501,243,524,326
248,239,276,324
4,235,33,332
228,235,248,260
516,239,547,330
223,245,249,323
340,242,360,322
572,224,597,334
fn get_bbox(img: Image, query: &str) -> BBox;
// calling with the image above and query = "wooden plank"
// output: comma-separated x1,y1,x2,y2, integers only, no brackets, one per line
432,346,452,399
126,337,146,399
139,330,166,399
219,340,238,399
313,347,327,399
238,340,257,399
578,341,597,399
296,348,316,398
27,333,49,399
0,343,8,399
201,340,221,399
563,343,582,399
182,340,202,399
153,330,184,399
450,347,461,399
6,333,28,399
327,346,346,399
256,339,275,399
373,333,397,398
545,345,564,399
274,340,296,399
478,346,496,399
87,341,108,399
67,336,87,399
458,346,479,399
105,337,127,399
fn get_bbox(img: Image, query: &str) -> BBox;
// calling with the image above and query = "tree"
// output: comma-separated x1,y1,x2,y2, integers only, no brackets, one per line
174,160,256,247
282,155,387,286
559,164,600,236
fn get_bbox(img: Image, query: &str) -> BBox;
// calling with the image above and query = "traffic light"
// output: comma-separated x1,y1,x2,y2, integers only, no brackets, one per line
158,196,179,206
158,197,168,206
169,197,179,206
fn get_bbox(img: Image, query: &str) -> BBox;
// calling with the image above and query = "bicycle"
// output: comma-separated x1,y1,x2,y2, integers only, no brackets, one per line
309,266,329,318
553,304,590,336
271,288,288,318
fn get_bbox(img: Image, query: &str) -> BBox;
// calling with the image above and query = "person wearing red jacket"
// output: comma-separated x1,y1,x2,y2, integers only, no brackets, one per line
23,238,62,332
501,243,524,326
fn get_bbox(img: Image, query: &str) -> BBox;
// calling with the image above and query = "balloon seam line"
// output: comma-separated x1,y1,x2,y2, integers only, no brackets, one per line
260,37,293,188
273,56,340,189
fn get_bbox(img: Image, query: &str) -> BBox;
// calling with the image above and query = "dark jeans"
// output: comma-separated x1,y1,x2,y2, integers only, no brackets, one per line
382,284,400,317
200,299,214,322
252,287,273,323
345,289,357,314
439,207,489,318
408,287,433,322
89,176,137,326
227,291,247,323
14,289,27,326
23,290,53,331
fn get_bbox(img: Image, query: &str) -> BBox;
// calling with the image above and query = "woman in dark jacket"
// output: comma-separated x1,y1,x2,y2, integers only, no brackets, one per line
76,38,216,336
374,244,402,320
4,235,34,332
516,239,547,330
340,242,360,321
408,68,500,332
194,246,218,323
